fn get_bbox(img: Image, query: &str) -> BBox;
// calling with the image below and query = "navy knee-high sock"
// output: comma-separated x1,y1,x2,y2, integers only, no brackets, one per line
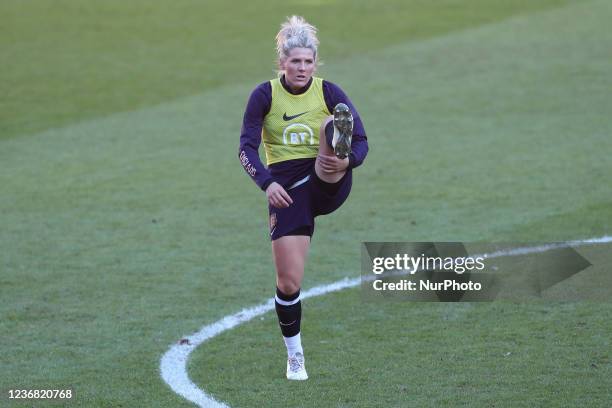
275,287,303,356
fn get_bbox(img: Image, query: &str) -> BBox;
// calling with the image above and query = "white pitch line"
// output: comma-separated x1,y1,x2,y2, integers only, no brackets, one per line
160,236,612,407
478,236,612,259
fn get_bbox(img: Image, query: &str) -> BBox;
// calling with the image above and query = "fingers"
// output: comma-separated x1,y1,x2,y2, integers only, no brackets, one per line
317,153,335,165
267,184,293,208
317,154,335,173
320,163,336,173
271,196,289,208
277,188,293,206
270,192,289,208
317,154,348,173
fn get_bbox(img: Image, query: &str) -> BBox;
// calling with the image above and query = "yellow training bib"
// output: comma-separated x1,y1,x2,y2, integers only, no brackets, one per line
262,77,331,165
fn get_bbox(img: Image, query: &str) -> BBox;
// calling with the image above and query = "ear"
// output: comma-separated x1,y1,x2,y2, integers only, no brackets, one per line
279,57,286,71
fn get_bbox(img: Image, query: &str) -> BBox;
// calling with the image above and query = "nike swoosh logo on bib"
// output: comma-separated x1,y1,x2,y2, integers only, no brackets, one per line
283,111,308,121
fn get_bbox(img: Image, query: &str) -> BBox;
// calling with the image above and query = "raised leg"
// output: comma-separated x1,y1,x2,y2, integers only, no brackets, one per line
315,116,348,184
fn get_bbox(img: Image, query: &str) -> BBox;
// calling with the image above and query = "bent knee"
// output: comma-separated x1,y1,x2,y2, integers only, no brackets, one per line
277,279,300,295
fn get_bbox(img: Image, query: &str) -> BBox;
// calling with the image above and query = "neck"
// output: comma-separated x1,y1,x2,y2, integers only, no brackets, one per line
281,75,313,95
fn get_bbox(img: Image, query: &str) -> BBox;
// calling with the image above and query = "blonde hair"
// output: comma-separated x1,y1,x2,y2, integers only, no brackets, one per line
275,16,319,66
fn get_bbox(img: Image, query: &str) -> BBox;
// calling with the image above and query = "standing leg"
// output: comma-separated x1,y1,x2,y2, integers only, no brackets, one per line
272,235,310,380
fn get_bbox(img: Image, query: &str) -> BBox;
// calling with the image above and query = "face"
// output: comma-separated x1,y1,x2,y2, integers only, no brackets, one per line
281,47,316,91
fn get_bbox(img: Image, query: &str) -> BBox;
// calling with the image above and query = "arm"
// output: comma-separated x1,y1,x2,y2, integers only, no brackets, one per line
238,82,293,208
322,81,369,169
238,82,275,191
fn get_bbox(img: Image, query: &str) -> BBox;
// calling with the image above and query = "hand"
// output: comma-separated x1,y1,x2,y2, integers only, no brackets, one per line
266,182,293,208
317,153,349,174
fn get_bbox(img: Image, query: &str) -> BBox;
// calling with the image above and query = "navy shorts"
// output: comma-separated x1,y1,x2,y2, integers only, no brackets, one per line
269,169,352,240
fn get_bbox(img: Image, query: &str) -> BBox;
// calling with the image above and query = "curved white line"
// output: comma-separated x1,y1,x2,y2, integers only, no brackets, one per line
160,236,612,407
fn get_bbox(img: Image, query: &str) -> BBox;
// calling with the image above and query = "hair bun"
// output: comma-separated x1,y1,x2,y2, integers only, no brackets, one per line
276,15,319,61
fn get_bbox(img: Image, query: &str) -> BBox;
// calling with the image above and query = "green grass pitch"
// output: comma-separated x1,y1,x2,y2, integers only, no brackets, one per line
1,0,611,407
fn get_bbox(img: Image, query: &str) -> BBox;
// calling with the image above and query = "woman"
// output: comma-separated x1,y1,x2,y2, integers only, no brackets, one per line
238,15,368,380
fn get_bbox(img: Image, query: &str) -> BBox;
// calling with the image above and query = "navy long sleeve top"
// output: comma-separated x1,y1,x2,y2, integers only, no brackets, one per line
239,76,369,190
